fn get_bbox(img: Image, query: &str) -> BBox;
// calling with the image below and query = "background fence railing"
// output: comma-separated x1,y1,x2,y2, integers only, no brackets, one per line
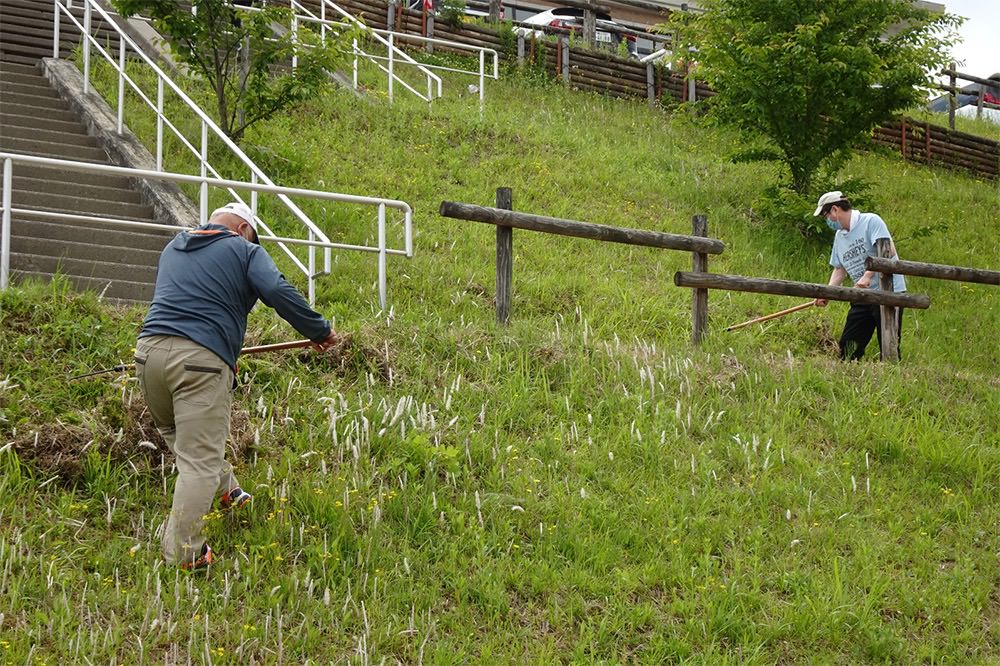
325,0,1000,182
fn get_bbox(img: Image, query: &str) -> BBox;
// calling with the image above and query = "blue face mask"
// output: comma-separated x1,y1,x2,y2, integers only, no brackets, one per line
826,218,840,232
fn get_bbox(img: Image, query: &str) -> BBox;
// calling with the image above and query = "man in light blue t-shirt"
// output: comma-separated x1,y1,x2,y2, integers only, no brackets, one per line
812,191,906,360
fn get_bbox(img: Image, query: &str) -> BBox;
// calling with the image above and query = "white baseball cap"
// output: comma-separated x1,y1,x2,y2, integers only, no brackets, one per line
813,191,844,217
210,202,259,243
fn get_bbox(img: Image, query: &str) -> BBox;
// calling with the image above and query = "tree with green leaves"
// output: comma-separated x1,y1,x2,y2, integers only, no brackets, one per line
675,0,960,195
113,0,359,142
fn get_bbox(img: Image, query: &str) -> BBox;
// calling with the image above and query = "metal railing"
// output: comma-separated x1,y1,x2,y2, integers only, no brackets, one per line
56,0,412,304
1,153,412,309
285,0,442,103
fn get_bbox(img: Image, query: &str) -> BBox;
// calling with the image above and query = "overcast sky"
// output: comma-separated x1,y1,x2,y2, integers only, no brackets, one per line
945,0,996,77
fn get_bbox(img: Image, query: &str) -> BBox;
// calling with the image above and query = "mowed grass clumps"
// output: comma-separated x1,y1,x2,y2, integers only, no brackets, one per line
1,64,999,663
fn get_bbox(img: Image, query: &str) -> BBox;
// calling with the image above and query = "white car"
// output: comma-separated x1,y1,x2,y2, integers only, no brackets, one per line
515,7,637,56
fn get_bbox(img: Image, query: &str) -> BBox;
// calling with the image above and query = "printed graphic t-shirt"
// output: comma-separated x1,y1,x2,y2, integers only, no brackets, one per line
829,212,906,293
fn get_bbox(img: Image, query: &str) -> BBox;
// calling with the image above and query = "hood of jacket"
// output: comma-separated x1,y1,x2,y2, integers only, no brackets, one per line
172,224,241,252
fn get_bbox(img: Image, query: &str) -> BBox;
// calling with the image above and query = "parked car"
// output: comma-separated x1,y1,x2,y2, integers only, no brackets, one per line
515,7,637,57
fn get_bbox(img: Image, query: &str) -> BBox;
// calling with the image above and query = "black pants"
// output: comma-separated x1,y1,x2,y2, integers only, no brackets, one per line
839,303,904,361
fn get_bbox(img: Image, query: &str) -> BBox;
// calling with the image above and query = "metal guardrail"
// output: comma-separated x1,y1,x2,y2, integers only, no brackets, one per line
1,153,413,309
52,0,414,304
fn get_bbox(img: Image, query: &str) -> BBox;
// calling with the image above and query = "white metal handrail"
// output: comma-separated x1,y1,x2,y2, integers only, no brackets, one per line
640,48,671,65
365,29,499,110
1,153,412,309
56,0,336,302
283,0,441,104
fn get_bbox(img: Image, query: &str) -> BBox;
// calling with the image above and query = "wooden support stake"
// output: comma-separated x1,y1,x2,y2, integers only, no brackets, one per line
425,13,434,53
495,187,513,325
561,37,570,84
949,62,957,130
517,33,525,65
387,0,396,32
583,1,596,49
646,62,655,107
691,215,708,345
876,238,899,362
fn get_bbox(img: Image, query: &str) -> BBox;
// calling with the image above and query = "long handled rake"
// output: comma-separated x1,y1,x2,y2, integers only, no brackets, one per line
725,301,815,332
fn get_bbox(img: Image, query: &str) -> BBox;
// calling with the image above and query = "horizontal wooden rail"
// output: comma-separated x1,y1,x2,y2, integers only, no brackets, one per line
865,257,1000,286
439,201,725,254
673,272,931,309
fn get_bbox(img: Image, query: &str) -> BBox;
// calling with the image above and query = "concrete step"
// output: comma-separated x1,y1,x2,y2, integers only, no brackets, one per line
13,175,144,206
0,137,108,163
11,190,154,219
10,268,154,304
0,101,78,124
0,110,86,134
11,234,165,267
0,52,42,66
2,124,99,148
8,251,157,284
0,29,81,54
0,79,57,98
0,60,42,76
0,88,71,112
10,217,176,252
0,70,46,88
3,88,69,111
11,162,135,189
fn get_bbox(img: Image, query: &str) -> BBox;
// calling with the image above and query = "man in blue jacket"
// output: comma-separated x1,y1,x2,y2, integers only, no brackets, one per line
136,202,337,569
812,191,906,361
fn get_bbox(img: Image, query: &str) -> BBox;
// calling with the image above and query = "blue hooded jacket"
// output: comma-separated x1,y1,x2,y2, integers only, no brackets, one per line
140,224,331,371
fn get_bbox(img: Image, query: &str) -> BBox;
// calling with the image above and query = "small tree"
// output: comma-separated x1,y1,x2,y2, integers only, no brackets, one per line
113,0,359,142
676,0,959,194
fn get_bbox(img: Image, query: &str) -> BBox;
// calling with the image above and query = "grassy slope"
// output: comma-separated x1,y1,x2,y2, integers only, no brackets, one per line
1,64,999,664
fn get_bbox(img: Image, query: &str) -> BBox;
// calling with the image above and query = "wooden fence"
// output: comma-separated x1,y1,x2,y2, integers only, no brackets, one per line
305,0,1000,181
439,189,724,327
439,190,944,363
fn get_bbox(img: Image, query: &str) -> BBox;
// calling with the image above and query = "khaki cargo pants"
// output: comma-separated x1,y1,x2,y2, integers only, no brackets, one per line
135,335,240,566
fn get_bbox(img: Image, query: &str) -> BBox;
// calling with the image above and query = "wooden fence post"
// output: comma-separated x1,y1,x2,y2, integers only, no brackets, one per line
561,37,570,85
691,214,708,345
517,33,525,65
583,1,596,49
495,188,513,325
488,0,501,23
948,62,956,130
425,12,434,53
876,238,899,362
646,62,655,107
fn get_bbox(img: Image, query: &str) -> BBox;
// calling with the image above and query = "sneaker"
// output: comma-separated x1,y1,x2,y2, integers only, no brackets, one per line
180,544,214,571
220,486,252,511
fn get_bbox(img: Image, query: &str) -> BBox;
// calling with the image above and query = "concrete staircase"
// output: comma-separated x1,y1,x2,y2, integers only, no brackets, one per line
1,0,176,304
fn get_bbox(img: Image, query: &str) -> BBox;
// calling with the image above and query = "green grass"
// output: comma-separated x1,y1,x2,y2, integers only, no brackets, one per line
2,61,999,663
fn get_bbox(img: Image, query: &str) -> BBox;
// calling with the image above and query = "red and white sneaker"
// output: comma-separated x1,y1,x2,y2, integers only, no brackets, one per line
180,544,214,571
220,487,252,511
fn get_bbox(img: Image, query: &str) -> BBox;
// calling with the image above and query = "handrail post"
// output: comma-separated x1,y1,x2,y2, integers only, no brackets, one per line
876,238,899,362
352,39,359,89
200,121,208,223
52,0,61,58
378,203,387,310
320,0,327,44
1,158,12,290
83,0,91,94
691,215,708,345
156,77,164,170
479,49,485,114
308,229,316,305
948,62,956,130
388,33,395,103
291,14,299,71
495,188,513,325
250,172,258,221
117,38,126,134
